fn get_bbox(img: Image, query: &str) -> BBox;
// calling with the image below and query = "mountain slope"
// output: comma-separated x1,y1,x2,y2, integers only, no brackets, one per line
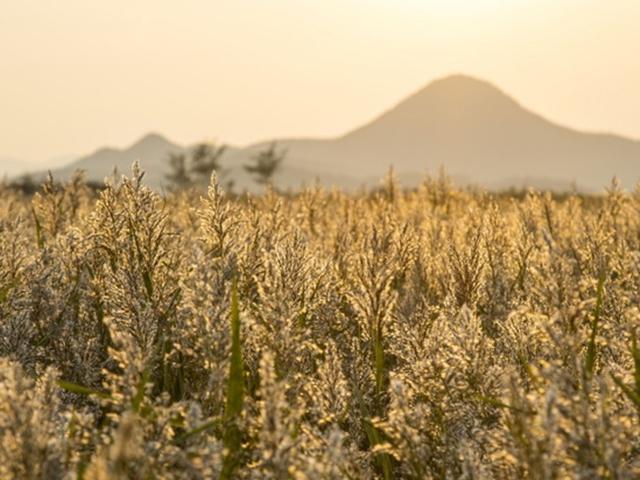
38,132,356,192
233,75,640,190
31,75,640,191
347,75,640,188
42,133,185,187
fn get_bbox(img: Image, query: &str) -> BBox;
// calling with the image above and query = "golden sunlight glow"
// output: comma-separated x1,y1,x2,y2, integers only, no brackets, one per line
380,0,526,17
0,0,639,164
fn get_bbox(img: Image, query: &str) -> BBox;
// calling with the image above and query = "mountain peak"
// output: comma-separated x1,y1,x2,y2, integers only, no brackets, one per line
425,74,501,91
131,132,175,150
29,75,640,192
341,74,523,142
403,74,518,110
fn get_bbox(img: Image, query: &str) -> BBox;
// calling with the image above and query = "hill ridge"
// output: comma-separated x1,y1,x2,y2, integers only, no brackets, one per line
24,75,640,192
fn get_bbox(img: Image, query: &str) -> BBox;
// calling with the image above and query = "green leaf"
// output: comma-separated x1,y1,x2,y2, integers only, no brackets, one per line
0,281,15,304
611,330,640,414
363,415,393,480
585,271,605,377
374,330,385,397
131,368,150,414
31,207,44,249
142,269,154,298
175,418,221,444
57,380,110,399
221,277,245,480
631,330,640,394
225,277,244,419
612,374,640,409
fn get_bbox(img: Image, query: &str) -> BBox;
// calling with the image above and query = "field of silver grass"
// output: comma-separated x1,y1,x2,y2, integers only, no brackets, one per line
1,164,640,479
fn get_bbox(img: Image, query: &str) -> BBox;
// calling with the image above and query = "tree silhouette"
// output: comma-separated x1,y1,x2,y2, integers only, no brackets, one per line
165,152,192,191
244,142,285,186
190,143,226,186
9,173,39,195
165,142,227,191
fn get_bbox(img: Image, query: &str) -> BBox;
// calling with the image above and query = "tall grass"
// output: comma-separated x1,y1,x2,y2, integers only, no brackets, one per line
0,168,639,478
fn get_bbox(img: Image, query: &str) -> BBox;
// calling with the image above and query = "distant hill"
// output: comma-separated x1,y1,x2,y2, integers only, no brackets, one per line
32,133,185,188
27,75,640,191
30,133,357,192
231,75,640,191
2,155,79,179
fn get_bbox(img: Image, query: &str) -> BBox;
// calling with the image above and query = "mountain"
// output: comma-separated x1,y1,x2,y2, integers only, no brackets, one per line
33,132,356,191
1,156,75,179
35,133,185,188
29,75,640,191
229,75,640,191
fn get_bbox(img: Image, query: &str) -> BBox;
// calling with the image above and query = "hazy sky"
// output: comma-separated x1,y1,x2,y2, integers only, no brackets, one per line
1,0,639,166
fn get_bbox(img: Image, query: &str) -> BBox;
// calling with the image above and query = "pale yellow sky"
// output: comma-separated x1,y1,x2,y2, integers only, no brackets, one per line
1,0,639,166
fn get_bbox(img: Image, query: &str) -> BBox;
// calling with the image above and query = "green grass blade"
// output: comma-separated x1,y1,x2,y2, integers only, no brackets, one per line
585,272,605,377
631,330,640,394
363,416,393,480
0,281,15,304
57,380,110,399
31,207,44,249
221,277,245,480
612,374,640,409
175,418,221,444
374,331,385,397
132,368,149,414
225,277,244,418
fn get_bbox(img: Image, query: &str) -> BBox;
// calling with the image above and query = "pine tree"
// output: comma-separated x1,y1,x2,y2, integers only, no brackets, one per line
244,142,285,186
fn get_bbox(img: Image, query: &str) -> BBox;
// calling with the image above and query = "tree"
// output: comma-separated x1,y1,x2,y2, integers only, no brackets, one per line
165,142,228,191
165,152,192,191
244,142,285,187
9,173,39,195
190,143,227,186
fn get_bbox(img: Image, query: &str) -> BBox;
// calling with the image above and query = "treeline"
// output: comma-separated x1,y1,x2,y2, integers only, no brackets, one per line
4,141,287,195
164,141,286,192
